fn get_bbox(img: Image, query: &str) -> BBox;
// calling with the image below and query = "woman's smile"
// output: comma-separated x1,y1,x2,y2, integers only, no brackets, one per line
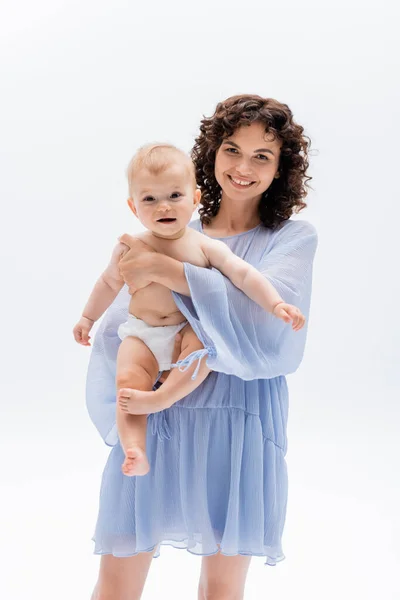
227,174,256,189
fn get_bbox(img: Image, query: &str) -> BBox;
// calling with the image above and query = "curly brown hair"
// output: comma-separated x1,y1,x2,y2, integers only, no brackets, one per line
191,94,313,230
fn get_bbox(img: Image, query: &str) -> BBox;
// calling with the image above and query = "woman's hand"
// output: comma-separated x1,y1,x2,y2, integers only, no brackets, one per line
118,233,158,294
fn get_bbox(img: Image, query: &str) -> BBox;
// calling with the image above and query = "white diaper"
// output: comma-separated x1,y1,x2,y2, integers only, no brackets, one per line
117,314,187,371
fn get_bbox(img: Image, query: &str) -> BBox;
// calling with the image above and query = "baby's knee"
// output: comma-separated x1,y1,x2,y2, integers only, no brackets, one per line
116,365,154,390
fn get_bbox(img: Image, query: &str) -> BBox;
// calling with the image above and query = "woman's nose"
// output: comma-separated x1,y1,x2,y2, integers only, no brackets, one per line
237,159,253,176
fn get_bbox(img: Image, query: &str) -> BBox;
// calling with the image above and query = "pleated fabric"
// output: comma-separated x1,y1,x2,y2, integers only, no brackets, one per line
87,218,318,566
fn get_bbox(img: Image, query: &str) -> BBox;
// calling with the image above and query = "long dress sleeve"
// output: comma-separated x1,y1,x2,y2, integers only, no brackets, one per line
85,286,130,446
172,220,318,381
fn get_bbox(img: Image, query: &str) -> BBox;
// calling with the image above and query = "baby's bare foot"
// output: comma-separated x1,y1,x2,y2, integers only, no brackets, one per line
118,388,164,415
121,446,150,477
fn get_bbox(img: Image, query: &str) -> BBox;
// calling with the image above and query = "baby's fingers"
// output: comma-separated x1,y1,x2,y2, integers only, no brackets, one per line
73,328,83,343
289,310,305,331
74,326,91,346
275,305,306,330
293,314,306,331
81,330,90,344
276,308,292,323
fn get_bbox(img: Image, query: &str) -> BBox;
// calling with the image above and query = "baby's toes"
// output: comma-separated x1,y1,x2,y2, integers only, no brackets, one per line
122,455,133,473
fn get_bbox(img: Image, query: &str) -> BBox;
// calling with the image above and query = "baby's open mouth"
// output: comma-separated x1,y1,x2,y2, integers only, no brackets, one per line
157,218,176,223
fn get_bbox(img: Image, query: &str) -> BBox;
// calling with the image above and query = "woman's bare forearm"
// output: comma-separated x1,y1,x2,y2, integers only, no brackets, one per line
151,254,191,296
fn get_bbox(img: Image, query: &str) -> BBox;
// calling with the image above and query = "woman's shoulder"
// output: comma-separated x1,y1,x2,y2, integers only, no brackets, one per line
276,218,317,235
268,218,318,244
254,219,318,259
189,216,317,247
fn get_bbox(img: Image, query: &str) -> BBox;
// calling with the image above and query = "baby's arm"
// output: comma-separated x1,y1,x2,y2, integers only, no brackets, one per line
202,238,304,329
73,242,127,345
82,242,127,321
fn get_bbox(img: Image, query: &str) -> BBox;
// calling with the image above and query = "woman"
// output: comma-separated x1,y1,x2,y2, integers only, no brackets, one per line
87,94,318,599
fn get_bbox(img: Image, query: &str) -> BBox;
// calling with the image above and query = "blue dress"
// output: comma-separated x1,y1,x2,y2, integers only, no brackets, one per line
86,218,318,566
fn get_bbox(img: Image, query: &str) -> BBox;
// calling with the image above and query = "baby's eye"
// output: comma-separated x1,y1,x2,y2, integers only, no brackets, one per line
170,192,181,199
143,196,155,202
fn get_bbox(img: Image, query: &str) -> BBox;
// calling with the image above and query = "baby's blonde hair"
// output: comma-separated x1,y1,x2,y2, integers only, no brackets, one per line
127,143,197,196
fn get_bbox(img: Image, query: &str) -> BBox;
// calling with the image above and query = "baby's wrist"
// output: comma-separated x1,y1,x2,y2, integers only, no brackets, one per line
271,300,284,313
82,315,95,324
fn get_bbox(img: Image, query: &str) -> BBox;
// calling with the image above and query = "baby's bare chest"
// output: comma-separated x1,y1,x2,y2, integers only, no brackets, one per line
139,231,209,268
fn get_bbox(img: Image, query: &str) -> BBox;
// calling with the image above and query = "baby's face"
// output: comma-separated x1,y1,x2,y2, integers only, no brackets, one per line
129,165,200,239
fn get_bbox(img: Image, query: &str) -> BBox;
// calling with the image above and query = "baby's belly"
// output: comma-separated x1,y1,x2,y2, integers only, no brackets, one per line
128,282,186,326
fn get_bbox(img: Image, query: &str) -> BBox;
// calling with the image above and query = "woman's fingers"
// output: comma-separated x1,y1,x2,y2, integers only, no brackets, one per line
171,333,183,364
118,233,137,247
118,233,156,253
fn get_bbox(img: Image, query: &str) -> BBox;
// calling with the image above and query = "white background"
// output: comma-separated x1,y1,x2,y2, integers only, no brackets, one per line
1,0,399,598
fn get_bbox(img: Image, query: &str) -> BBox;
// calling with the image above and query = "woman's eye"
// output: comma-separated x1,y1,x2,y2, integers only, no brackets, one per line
256,154,268,161
226,148,238,154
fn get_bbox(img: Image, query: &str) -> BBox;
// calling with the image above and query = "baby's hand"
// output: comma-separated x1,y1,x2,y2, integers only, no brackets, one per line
73,316,94,346
272,302,305,332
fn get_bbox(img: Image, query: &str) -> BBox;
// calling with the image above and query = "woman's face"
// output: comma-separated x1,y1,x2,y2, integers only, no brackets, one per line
214,121,281,202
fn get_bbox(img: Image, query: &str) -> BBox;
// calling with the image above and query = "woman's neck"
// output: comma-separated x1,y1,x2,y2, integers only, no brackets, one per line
204,196,261,236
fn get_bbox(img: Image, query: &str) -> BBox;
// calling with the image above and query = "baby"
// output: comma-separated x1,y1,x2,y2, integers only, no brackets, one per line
73,143,305,477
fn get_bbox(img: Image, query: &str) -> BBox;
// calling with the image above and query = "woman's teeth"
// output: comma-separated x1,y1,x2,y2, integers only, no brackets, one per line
230,176,253,186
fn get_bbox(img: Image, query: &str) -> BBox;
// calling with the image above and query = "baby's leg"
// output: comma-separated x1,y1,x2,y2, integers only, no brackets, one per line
154,324,211,404
116,336,159,477
120,325,211,412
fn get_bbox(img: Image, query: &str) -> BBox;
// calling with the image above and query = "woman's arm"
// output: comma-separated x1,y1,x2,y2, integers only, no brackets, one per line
151,254,191,296
114,223,317,382
170,220,318,381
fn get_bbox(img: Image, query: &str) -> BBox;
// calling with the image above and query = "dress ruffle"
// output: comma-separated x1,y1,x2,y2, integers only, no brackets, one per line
92,406,287,566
